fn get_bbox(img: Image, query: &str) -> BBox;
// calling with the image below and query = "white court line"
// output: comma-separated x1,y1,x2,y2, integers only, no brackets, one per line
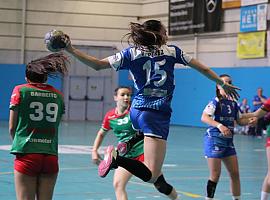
0,145,106,154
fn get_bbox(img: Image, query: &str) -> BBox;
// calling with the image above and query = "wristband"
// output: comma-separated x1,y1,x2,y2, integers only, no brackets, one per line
217,124,223,129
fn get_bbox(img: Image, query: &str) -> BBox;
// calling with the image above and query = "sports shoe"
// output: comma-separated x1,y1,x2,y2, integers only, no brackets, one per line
98,145,118,177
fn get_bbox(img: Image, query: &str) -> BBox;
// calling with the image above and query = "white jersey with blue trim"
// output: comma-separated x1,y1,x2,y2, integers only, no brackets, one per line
107,45,192,112
203,97,240,138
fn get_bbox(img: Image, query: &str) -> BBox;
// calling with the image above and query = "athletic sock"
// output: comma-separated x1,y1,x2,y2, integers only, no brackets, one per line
261,191,270,200
206,179,217,198
117,155,152,182
232,196,241,200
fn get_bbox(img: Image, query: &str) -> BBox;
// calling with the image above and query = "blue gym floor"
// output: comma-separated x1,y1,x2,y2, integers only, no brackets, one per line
0,121,266,200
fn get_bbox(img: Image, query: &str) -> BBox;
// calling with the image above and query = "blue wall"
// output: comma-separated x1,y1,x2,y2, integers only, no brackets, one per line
3,65,269,124
119,67,270,127
0,64,63,120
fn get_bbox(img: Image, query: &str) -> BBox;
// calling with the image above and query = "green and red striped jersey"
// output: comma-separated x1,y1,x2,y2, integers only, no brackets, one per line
10,83,65,155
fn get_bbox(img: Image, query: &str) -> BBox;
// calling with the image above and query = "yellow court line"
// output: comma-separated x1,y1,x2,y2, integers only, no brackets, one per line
177,190,203,198
129,180,204,198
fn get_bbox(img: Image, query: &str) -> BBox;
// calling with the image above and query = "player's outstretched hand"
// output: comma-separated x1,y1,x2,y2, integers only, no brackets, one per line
222,82,241,101
248,117,258,126
92,150,102,165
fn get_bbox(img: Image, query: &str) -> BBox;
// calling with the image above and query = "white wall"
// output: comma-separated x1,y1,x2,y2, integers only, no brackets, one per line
0,0,269,67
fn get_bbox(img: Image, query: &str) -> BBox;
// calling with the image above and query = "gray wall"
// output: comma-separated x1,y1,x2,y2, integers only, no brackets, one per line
0,0,141,63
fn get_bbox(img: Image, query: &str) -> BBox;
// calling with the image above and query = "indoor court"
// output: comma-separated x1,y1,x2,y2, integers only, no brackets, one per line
0,1,269,200
0,121,266,200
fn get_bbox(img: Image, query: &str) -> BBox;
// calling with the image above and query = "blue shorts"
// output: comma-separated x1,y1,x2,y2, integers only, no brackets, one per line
130,108,171,140
204,135,236,158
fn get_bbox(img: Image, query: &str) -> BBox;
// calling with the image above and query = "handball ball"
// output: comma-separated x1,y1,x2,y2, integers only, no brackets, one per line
44,30,67,52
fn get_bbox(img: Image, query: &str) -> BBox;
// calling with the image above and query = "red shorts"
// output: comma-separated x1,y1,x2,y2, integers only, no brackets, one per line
14,153,59,176
266,138,270,147
132,154,144,162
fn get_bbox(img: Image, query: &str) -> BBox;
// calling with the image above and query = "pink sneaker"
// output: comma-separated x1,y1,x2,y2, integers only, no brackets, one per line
98,145,118,178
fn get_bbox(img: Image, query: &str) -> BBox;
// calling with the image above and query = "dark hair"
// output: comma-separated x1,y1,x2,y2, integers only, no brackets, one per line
124,20,167,50
26,53,69,83
216,74,232,100
114,86,132,96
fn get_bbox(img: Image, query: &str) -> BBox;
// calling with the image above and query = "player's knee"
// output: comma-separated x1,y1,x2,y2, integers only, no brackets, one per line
154,175,173,195
113,182,125,190
229,169,239,181
113,179,126,191
266,176,270,187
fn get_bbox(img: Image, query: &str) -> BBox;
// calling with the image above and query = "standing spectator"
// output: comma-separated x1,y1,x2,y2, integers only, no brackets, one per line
253,87,267,138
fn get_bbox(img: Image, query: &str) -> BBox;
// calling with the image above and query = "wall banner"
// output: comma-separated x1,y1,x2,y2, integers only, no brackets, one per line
240,4,268,32
267,31,270,52
169,0,222,35
222,0,241,9
241,0,268,6
237,31,266,59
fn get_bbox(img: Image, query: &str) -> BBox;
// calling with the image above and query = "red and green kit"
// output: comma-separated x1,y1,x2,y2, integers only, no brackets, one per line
102,108,143,158
262,99,270,138
10,83,65,155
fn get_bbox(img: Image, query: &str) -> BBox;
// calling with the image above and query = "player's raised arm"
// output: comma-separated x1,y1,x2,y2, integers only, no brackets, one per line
65,45,111,71
44,30,111,71
189,58,240,100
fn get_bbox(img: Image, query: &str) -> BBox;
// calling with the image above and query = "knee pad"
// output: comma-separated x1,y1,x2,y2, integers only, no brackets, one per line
154,175,173,195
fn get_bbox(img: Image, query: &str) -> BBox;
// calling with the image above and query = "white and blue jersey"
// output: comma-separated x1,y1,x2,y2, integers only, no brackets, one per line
108,45,192,113
204,97,240,138
203,97,240,158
